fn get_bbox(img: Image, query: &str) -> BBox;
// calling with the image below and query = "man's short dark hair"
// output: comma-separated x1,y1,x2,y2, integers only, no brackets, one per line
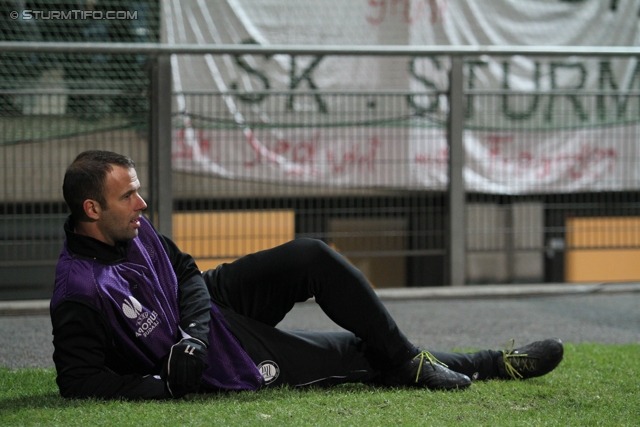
63,150,136,220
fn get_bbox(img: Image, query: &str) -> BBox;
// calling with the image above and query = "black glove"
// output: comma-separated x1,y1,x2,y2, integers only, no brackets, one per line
163,338,207,398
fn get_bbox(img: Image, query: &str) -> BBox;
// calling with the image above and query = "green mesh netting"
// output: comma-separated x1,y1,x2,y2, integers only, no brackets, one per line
0,1,160,134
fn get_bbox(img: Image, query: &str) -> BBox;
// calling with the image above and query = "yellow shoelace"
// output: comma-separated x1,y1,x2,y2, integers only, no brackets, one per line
413,350,448,383
502,339,534,380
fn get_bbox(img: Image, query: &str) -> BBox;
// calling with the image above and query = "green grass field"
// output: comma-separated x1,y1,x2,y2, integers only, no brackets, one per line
1,343,638,427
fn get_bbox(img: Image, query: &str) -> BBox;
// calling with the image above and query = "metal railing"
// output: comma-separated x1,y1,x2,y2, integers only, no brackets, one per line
2,42,640,299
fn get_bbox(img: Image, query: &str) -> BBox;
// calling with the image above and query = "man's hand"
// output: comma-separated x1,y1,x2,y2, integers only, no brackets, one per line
163,338,207,398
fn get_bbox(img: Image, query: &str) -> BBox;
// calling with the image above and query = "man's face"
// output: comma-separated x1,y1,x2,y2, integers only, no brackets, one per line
96,166,147,245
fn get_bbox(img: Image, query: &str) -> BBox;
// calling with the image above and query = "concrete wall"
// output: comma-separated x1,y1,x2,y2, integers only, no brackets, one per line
466,202,545,284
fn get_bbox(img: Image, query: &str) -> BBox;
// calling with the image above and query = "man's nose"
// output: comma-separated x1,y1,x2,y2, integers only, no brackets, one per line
137,194,148,211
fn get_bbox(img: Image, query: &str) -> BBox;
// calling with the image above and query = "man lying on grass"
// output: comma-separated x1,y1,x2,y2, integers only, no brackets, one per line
50,150,564,400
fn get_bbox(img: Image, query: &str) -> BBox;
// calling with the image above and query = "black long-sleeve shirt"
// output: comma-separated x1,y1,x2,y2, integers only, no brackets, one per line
50,216,212,400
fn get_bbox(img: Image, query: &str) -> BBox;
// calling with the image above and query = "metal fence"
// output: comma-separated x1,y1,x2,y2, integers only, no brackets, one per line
2,43,640,300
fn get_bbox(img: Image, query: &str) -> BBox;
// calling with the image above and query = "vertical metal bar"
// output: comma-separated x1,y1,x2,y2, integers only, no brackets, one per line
505,204,514,282
149,54,173,238
448,55,466,286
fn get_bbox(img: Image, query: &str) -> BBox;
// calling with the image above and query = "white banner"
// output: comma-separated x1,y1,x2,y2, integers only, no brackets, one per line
163,0,640,193
172,122,639,193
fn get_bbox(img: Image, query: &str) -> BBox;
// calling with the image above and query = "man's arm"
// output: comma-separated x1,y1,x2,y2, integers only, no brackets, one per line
154,232,212,396
51,300,171,400
156,233,212,346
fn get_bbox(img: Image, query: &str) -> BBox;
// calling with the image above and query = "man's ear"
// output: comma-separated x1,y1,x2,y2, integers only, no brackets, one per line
82,199,102,220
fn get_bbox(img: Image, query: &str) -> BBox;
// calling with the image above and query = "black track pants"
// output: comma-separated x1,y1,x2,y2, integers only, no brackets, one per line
203,238,500,387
